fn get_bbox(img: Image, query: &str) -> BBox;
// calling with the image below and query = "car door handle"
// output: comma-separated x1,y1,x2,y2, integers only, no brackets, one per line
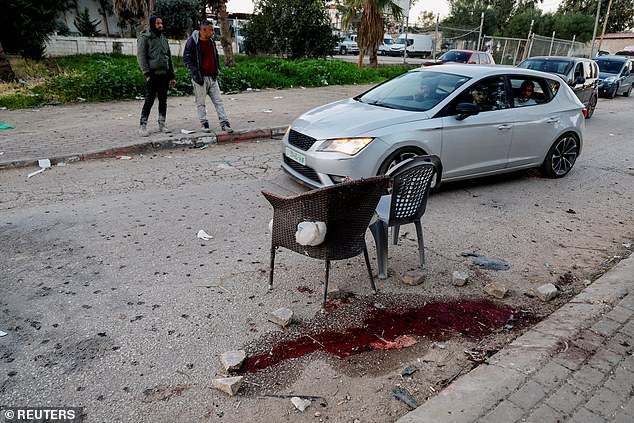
546,117,560,124
497,124,512,130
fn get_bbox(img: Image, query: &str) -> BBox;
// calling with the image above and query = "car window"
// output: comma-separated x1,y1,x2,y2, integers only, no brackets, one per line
583,62,594,79
438,51,471,63
510,77,549,107
470,53,480,64
356,71,470,112
518,59,573,76
480,53,490,64
595,59,624,74
573,63,583,81
445,76,509,115
547,79,561,96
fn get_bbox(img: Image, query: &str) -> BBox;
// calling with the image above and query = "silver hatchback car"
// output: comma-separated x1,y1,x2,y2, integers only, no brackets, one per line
282,65,585,188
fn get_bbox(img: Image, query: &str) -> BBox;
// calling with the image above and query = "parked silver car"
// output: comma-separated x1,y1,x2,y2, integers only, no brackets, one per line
282,65,585,188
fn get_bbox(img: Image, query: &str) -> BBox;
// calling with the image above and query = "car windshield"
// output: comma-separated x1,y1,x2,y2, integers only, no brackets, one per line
356,70,470,112
438,51,471,63
595,60,624,74
384,38,394,45
518,59,573,76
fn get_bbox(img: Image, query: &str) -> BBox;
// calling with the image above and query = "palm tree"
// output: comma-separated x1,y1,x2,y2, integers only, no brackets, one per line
208,0,235,67
343,0,402,67
113,0,154,23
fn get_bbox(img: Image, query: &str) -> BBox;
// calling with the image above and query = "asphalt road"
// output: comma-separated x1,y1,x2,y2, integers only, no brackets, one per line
1,96,633,422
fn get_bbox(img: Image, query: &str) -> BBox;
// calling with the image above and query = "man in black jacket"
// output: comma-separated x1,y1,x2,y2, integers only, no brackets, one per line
137,16,176,137
183,20,233,133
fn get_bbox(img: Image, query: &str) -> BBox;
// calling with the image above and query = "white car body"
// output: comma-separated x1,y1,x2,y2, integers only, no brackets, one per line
282,65,585,188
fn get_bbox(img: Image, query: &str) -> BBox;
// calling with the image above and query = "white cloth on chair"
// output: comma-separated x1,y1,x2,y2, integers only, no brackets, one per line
295,221,327,246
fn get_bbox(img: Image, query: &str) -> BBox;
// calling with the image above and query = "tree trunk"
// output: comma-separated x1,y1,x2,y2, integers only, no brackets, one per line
369,49,378,68
0,41,16,82
216,1,235,67
101,12,111,37
358,47,364,67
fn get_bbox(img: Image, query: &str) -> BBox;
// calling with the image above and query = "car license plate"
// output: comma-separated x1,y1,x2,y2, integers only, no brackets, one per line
285,147,306,166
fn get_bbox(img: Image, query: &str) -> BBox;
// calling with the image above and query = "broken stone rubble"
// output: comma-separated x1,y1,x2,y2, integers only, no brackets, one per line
402,269,425,286
484,283,508,299
212,376,243,396
269,307,293,327
451,270,469,286
219,350,246,372
534,283,559,301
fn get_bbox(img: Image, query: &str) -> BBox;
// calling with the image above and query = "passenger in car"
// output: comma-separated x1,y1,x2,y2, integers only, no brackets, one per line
471,86,489,109
413,78,439,102
515,80,537,106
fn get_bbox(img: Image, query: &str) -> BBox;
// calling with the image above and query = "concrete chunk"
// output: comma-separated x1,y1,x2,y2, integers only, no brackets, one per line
269,307,293,327
484,283,508,299
452,270,469,286
291,396,311,411
535,283,559,301
402,269,426,286
220,350,246,372
212,376,243,396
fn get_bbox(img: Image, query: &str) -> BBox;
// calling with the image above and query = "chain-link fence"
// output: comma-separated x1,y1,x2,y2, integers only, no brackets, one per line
402,23,591,64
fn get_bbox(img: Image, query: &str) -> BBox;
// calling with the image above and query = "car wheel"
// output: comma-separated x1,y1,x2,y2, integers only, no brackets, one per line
624,85,632,97
585,94,597,119
340,46,347,55
378,147,424,175
540,133,579,178
609,84,618,99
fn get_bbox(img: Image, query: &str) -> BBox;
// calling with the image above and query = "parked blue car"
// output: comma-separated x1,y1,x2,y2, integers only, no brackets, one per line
593,55,634,98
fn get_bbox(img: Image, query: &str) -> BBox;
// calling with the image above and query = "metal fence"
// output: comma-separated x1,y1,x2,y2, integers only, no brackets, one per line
404,23,592,64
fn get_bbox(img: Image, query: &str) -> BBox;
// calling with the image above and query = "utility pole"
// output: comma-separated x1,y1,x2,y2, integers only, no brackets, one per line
477,12,484,50
433,13,439,59
597,0,614,54
590,0,602,57
523,19,534,60
549,31,556,56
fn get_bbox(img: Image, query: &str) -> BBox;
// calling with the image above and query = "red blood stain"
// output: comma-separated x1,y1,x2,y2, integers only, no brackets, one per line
241,300,524,374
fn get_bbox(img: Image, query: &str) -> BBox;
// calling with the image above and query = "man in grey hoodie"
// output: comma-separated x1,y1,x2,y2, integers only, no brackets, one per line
183,20,233,133
137,16,176,137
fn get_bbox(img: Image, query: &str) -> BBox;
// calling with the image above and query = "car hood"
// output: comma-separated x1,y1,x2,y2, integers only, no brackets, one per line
599,71,618,79
291,99,430,138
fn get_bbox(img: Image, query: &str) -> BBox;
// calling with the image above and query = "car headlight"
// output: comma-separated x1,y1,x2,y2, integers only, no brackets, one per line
317,137,374,155
284,126,291,137
605,76,618,83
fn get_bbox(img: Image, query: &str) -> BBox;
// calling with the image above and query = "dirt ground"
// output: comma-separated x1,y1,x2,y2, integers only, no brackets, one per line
1,96,634,422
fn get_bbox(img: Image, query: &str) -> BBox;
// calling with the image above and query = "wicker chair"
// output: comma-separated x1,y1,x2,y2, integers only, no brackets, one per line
369,155,442,279
262,176,390,307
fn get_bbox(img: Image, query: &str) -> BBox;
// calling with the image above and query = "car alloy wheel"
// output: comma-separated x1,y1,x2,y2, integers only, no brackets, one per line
624,85,632,97
378,147,424,175
541,134,579,178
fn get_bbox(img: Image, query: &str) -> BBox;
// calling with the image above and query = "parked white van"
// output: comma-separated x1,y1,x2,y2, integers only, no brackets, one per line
388,34,432,58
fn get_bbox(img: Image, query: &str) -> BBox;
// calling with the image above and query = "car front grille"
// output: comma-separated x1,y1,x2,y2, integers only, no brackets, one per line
288,130,317,151
283,155,320,184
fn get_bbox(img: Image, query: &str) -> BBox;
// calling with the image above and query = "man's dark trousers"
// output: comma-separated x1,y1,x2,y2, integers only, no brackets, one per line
140,74,169,125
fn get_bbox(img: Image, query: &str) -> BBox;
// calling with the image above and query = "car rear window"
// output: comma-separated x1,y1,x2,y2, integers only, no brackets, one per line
518,59,573,76
438,51,471,63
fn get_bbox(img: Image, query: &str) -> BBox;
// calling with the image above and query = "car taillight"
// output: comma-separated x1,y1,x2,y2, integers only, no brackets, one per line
582,108,588,118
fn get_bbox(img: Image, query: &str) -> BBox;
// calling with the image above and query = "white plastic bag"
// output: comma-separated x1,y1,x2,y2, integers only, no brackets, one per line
295,221,327,246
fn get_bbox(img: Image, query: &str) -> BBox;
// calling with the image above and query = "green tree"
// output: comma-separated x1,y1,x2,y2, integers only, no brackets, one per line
242,0,338,59
0,0,73,59
558,0,634,33
74,8,102,36
342,0,402,67
153,0,200,39
417,10,436,28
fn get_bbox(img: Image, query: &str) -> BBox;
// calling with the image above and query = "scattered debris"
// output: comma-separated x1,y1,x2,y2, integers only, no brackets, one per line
370,335,416,351
473,256,510,271
327,284,348,299
583,279,592,286
402,269,426,286
117,155,132,160
566,209,576,214
484,283,508,299
392,385,417,409
180,129,195,134
197,229,213,240
0,152,4,156
212,376,243,396
273,96,283,99
451,270,469,286
220,350,247,372
291,397,311,412
199,144,209,150
0,123,15,130
57,162,67,167
534,283,559,301
0,330,7,337
262,109,273,113
401,366,417,376
38,159,51,168
373,302,385,309
431,342,446,349
464,348,495,363
269,307,293,327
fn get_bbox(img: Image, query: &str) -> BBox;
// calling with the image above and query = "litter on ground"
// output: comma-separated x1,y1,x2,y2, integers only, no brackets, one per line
197,230,213,240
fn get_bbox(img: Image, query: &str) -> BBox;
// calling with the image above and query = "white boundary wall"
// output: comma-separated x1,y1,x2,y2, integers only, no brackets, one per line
45,35,188,57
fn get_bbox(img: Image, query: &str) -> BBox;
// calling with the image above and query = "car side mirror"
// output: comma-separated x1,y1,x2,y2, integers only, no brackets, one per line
455,103,480,120
574,76,585,85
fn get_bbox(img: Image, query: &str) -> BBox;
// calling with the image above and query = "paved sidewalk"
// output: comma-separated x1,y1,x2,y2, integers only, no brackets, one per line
0,84,373,169
399,254,634,423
